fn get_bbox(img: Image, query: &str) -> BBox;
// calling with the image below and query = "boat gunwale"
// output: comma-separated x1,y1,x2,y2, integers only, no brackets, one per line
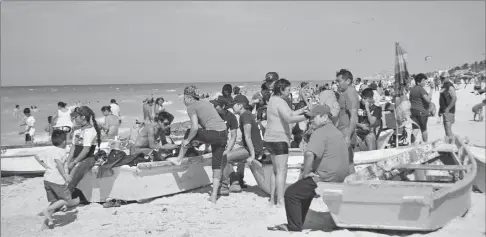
431,136,477,200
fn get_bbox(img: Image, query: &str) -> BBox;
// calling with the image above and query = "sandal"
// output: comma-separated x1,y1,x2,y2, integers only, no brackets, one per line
267,224,290,232
103,199,117,208
41,219,54,230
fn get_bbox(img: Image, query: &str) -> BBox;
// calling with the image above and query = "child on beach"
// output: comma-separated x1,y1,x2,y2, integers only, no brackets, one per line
19,108,35,145
34,130,79,229
472,99,486,122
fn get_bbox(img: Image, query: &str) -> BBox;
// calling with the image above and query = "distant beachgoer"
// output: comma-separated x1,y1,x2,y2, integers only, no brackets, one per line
169,85,227,203
264,79,307,207
19,108,36,145
13,105,20,119
143,98,154,123
354,77,362,92
45,116,54,138
52,102,73,131
335,69,359,174
154,97,166,116
65,106,101,193
472,99,486,122
268,105,349,233
35,130,79,230
110,99,121,124
100,106,120,138
439,79,457,142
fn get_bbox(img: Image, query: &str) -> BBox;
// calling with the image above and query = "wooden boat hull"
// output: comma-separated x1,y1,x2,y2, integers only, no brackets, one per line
316,136,477,231
77,154,213,202
467,145,485,193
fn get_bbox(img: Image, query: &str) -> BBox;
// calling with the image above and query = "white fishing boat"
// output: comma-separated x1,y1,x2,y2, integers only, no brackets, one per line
467,145,485,193
316,136,477,231
1,141,119,177
77,153,213,203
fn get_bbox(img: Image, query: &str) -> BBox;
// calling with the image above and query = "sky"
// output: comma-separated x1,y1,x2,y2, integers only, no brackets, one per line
1,1,485,87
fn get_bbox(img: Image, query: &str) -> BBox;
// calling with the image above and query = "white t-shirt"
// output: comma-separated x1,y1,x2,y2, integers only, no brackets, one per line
37,146,68,184
110,103,121,119
72,126,97,146
25,116,36,136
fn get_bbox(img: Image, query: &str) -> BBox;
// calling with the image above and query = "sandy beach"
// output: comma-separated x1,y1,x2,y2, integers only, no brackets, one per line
1,86,485,237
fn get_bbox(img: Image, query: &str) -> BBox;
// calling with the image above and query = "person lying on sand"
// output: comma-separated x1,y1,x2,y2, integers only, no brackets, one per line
131,111,178,157
34,130,80,230
268,105,349,232
167,86,228,203
100,106,120,139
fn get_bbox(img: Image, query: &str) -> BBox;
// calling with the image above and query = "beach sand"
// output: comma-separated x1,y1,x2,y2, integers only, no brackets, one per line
1,86,485,237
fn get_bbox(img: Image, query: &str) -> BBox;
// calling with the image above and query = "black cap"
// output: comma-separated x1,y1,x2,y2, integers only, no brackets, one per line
229,95,250,107
210,96,230,107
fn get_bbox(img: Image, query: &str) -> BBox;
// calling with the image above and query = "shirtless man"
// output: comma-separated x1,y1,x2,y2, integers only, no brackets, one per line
100,106,120,139
335,69,360,174
168,86,227,203
132,111,178,156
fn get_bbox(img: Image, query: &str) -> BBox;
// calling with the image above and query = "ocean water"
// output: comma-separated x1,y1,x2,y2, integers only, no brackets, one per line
0,82,265,146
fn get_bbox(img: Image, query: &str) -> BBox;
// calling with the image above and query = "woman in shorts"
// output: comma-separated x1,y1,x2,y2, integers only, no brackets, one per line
264,78,307,207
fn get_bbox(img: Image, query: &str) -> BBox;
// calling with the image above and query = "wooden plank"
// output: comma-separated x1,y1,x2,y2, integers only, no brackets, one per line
392,164,470,171
349,180,455,189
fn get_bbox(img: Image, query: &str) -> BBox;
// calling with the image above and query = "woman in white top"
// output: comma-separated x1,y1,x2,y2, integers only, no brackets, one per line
52,102,73,130
264,78,308,207
65,106,101,192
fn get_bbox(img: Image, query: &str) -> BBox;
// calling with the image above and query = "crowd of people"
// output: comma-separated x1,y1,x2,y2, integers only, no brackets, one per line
27,69,486,231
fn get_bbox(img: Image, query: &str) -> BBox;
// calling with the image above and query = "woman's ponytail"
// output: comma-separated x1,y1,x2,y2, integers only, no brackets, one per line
91,113,102,148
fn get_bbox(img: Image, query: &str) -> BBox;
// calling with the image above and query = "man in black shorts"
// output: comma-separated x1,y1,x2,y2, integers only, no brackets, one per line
220,95,264,195
168,86,228,203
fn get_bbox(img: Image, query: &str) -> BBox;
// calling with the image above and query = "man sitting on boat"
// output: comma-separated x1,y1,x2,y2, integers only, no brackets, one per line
268,105,349,232
130,111,179,158
356,88,382,151
220,95,265,194
168,86,228,203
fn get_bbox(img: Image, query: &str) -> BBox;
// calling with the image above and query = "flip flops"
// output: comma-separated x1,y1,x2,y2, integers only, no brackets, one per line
267,224,290,232
103,199,121,208
41,219,54,230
